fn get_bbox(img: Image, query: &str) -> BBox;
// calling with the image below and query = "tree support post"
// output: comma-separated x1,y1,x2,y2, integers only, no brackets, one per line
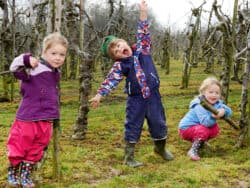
52,119,61,179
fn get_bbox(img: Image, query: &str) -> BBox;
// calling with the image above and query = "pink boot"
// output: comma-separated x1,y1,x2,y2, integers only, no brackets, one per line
188,139,204,161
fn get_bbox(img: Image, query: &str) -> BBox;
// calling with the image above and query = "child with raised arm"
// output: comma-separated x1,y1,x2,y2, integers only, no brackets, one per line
178,77,232,161
89,0,174,167
7,32,68,187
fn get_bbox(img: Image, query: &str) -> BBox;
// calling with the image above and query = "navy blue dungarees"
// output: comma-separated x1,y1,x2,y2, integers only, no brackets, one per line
121,54,167,143
96,20,168,143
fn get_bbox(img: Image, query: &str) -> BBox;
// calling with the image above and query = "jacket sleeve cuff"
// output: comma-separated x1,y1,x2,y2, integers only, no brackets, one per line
23,53,32,68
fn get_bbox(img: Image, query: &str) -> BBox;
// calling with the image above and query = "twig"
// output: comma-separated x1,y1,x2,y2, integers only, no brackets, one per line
0,70,11,76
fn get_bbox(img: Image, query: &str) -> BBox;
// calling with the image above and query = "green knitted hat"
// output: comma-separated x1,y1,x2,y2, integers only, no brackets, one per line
101,35,117,57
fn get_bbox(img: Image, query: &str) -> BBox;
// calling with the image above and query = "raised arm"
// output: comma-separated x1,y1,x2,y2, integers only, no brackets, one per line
136,0,151,55
10,53,38,81
139,0,147,21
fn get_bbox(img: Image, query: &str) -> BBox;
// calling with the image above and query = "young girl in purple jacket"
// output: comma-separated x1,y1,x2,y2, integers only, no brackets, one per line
7,32,68,187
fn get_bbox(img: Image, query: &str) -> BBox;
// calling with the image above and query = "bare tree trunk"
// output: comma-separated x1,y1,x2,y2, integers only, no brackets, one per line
181,32,194,89
0,0,12,102
28,0,47,56
227,0,239,99
69,52,78,80
212,0,237,104
47,0,55,33
232,11,247,83
101,57,112,77
100,0,118,78
54,0,62,32
72,56,92,140
28,0,38,55
172,36,180,60
52,119,61,179
32,0,62,181
52,0,62,180
72,0,93,140
162,30,170,74
10,0,16,102
235,31,250,148
220,31,234,104
180,6,202,89
203,4,215,74
64,0,79,80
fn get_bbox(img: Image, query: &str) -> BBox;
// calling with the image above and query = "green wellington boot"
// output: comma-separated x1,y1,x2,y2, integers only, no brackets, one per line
154,139,174,161
124,142,143,168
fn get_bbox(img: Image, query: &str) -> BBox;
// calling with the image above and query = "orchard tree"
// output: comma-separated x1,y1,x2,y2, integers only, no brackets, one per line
180,3,203,89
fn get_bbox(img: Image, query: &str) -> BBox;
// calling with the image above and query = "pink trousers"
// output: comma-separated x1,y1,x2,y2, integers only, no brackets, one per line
179,124,219,142
7,119,52,165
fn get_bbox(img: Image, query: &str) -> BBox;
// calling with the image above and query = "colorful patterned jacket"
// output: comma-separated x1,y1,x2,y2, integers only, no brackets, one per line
97,20,160,97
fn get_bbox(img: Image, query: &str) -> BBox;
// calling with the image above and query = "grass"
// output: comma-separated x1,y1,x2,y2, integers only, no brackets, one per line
0,59,249,188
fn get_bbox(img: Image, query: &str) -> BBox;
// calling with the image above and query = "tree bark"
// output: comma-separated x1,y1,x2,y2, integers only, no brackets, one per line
72,0,93,140
0,0,13,102
180,6,202,89
235,30,250,148
162,30,170,74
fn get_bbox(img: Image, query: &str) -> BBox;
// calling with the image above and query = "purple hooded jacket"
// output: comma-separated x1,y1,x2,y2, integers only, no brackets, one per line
10,53,60,121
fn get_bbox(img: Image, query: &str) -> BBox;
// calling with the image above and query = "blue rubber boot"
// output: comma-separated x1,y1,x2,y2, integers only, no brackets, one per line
20,162,35,188
7,163,20,187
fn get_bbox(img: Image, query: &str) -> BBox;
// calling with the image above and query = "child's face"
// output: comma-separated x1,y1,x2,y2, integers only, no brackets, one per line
42,44,67,68
203,84,221,104
111,40,132,59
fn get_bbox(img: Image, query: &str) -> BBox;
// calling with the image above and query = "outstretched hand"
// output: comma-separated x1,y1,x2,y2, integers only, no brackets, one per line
139,0,148,11
89,94,102,109
139,0,147,21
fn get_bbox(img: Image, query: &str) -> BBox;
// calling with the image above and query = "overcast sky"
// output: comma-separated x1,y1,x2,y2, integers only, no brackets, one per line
145,0,244,30
2,0,245,31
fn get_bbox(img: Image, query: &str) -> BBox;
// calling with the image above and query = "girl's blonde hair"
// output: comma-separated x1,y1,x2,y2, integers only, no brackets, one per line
42,32,68,54
199,76,222,95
